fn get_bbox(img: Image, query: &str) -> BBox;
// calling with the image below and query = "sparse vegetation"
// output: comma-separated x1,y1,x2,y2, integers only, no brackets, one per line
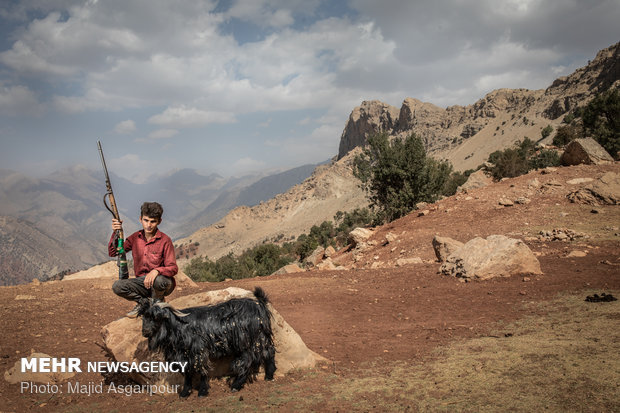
582,88,620,159
184,208,377,281
487,138,560,180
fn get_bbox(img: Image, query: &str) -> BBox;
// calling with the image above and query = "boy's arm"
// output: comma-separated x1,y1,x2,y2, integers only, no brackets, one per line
153,237,178,277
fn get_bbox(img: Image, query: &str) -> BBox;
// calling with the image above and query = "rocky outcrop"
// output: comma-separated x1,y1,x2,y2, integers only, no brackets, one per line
560,138,614,166
567,172,620,205
338,100,400,159
439,235,542,280
101,287,325,388
335,42,619,172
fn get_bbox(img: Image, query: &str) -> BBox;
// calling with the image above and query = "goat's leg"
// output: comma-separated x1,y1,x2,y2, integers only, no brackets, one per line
179,369,193,398
197,373,209,397
229,353,252,392
264,356,276,381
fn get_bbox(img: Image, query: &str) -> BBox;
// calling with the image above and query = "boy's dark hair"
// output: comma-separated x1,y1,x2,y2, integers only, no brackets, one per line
141,202,164,220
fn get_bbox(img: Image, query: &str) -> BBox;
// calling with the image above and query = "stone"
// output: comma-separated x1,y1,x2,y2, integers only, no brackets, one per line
101,287,326,389
395,257,423,266
271,263,304,275
439,235,543,280
567,172,620,205
560,137,614,166
457,169,493,193
324,245,336,258
4,352,76,384
348,227,373,248
432,236,464,263
305,246,326,267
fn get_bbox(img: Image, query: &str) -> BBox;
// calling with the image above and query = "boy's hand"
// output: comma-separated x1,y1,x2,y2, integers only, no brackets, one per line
112,218,123,231
144,270,159,289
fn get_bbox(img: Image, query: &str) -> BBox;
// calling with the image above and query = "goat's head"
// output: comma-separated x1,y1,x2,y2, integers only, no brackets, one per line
137,298,189,338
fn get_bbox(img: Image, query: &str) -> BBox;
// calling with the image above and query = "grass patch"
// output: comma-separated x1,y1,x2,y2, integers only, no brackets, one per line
330,291,620,412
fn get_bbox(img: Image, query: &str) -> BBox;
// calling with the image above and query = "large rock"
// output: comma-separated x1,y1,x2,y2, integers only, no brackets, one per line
101,287,325,388
63,262,198,289
304,246,325,267
567,172,620,205
432,236,464,262
439,235,542,280
4,352,77,384
457,169,493,192
560,138,614,166
348,227,374,248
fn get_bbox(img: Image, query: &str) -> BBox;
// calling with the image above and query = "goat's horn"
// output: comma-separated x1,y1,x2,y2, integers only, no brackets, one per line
155,301,189,317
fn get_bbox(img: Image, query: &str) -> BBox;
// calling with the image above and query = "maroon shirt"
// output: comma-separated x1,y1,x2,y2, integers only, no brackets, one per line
108,229,178,287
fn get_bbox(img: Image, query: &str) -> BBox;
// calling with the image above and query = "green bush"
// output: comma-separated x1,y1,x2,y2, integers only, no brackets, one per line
541,125,553,140
582,88,620,159
487,138,537,180
353,133,453,223
553,124,581,147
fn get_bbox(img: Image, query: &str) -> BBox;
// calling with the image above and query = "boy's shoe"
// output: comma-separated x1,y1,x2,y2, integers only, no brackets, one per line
126,303,140,318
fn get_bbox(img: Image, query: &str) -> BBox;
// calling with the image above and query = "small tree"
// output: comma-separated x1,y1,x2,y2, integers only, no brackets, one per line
541,125,553,140
353,133,452,223
582,88,620,159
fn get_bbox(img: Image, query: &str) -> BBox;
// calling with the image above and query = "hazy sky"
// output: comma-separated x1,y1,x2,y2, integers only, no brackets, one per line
1,0,618,182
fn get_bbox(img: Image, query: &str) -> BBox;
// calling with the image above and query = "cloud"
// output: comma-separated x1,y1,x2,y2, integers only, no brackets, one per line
148,128,179,140
231,156,267,175
0,83,44,116
107,153,153,184
148,106,237,128
114,119,136,134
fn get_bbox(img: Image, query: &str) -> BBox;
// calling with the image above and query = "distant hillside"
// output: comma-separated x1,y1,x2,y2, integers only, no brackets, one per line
0,164,317,285
0,216,83,285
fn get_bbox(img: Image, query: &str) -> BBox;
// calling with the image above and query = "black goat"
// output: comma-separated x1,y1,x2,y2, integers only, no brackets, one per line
137,287,276,398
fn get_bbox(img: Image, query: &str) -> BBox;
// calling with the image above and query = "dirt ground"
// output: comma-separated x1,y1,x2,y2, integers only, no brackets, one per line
1,164,618,412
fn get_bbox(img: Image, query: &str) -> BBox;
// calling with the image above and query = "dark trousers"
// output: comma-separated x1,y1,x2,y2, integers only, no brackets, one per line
112,275,174,302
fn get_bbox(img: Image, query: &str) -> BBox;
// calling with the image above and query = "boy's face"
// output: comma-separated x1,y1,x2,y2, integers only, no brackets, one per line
140,215,161,236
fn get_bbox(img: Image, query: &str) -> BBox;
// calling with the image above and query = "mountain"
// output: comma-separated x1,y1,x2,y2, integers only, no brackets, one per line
176,41,619,265
0,164,317,285
339,42,620,171
0,216,84,285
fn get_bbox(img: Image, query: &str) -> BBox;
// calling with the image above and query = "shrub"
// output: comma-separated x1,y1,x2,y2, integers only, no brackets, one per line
353,133,453,223
582,88,620,159
541,125,553,140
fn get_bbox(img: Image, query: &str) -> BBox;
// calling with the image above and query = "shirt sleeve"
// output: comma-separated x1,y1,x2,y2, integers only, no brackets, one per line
154,236,178,277
108,232,134,257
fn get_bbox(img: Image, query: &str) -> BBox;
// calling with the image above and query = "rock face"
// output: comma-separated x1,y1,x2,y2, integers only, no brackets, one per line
101,287,324,388
336,42,620,172
567,172,620,205
560,138,614,166
338,100,400,159
439,235,543,280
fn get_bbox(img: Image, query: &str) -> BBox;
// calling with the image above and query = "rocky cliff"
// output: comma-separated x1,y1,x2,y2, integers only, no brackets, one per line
338,42,619,171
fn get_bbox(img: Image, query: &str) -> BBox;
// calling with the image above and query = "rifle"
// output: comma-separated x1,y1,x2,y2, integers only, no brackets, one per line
97,140,129,279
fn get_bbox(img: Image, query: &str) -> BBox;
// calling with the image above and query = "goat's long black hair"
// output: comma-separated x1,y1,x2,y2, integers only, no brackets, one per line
139,287,275,379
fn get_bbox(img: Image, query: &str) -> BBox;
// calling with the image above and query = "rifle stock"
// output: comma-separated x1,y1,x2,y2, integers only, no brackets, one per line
97,140,129,279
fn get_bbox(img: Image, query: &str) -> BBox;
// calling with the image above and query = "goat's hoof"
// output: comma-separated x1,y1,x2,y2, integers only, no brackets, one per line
179,390,192,399
231,388,239,393
197,391,208,398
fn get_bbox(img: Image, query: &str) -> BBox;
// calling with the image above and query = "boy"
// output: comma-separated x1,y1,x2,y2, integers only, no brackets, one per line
109,202,178,317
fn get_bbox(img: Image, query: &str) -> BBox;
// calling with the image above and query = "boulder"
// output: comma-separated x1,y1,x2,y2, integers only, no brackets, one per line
560,138,614,166
457,169,493,192
271,263,304,275
439,235,542,280
348,227,373,248
4,352,76,384
567,172,620,205
305,246,325,267
324,245,336,258
432,236,464,263
101,287,325,388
